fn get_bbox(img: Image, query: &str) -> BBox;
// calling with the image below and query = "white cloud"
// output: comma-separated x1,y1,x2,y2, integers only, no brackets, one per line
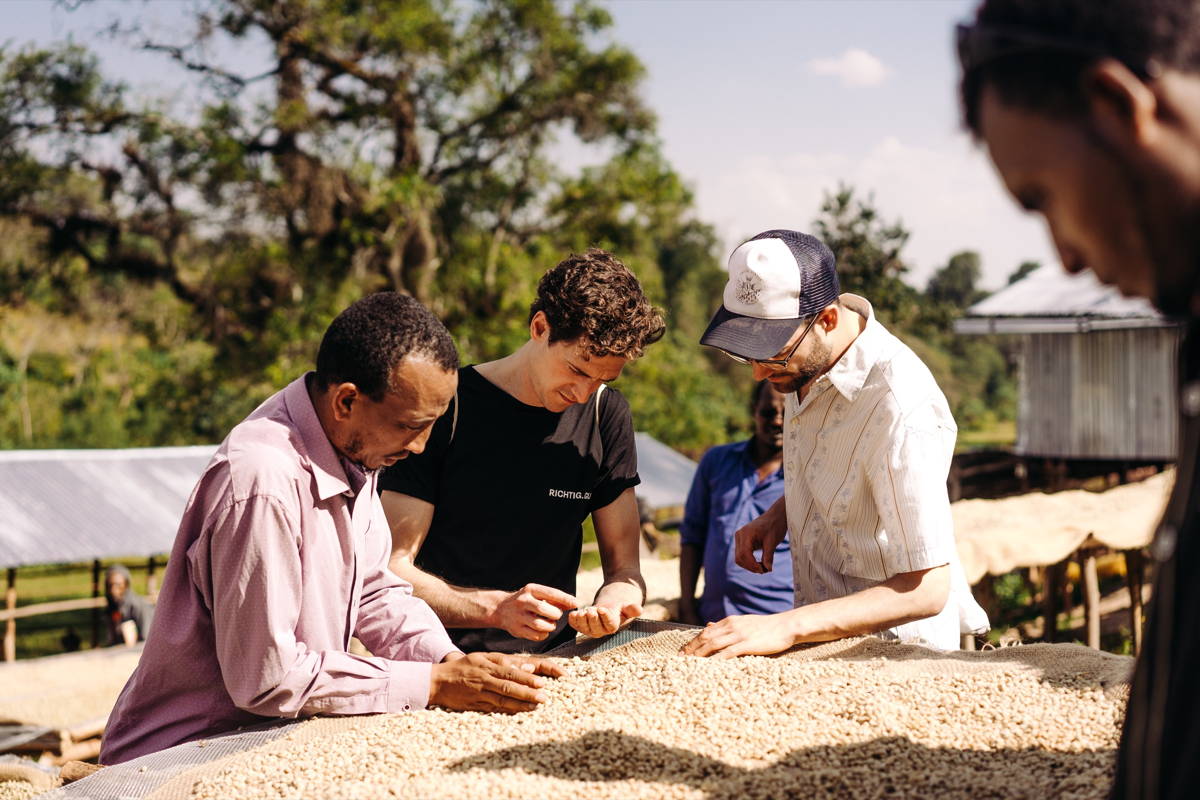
695,135,1059,290
807,48,890,88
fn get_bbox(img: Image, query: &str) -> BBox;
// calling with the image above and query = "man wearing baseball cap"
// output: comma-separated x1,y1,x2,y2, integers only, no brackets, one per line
682,229,988,657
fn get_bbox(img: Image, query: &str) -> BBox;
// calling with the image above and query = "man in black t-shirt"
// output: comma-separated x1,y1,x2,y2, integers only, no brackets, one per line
379,250,666,653
958,3,1200,797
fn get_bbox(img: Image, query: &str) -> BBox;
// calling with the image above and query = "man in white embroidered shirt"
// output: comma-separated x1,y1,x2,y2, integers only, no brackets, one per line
682,229,989,657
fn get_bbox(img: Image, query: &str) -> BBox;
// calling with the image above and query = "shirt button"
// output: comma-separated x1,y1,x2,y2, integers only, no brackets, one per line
1182,381,1200,416
403,704,411,711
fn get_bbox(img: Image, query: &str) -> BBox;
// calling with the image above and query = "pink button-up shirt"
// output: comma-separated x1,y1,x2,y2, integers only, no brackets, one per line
100,375,458,764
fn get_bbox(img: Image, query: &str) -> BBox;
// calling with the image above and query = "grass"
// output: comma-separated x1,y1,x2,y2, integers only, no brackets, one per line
8,558,160,659
956,420,1017,451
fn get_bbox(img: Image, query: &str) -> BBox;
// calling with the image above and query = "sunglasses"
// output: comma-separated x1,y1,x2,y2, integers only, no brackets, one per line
718,313,820,369
955,22,1158,79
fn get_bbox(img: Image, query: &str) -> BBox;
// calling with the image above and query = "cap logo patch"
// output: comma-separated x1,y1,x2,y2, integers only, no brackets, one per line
735,272,763,306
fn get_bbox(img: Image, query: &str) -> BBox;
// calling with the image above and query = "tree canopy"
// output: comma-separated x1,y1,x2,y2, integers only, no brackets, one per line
0,0,1021,456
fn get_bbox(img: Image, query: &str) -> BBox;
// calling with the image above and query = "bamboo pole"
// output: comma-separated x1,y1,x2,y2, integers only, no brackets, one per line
1126,549,1145,655
1082,551,1101,649
1043,560,1063,643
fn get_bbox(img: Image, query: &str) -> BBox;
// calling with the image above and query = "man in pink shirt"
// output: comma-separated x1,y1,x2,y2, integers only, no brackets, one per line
100,292,561,765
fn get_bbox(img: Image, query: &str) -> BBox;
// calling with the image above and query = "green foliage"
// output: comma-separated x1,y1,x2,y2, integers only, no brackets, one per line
1008,260,1040,285
0,0,748,453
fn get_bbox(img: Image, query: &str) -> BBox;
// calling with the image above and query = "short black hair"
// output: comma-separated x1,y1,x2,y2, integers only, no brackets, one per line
315,292,458,401
959,0,1200,136
749,379,774,412
529,249,666,359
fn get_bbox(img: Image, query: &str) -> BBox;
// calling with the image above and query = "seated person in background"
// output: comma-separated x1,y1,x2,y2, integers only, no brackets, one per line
100,292,560,766
380,250,666,653
678,380,792,625
104,564,154,647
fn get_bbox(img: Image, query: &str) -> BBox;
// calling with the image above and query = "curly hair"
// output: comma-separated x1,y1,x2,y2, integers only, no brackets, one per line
315,292,458,401
529,249,666,359
959,0,1200,136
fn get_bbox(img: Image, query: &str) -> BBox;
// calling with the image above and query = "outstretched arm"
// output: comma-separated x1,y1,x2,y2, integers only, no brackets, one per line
569,488,645,637
680,564,950,658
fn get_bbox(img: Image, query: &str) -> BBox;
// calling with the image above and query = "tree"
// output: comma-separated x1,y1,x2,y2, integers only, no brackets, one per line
926,250,987,310
1007,259,1041,285
812,184,922,328
0,0,747,452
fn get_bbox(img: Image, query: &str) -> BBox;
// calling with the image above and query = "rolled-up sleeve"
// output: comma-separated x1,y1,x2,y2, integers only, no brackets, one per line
190,494,440,718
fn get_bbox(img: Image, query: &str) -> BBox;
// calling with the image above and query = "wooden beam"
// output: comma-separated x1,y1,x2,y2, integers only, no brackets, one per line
0,596,105,623
4,567,15,663
147,555,159,601
1082,550,1101,649
1126,549,1146,655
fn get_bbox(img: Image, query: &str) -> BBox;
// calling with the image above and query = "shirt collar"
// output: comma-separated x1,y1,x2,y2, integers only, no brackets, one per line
283,373,355,501
822,293,882,403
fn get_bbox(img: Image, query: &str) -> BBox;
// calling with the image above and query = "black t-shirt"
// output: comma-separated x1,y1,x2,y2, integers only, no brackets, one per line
378,366,640,653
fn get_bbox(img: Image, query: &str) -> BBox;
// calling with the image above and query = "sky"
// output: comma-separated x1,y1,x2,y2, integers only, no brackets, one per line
4,0,1057,290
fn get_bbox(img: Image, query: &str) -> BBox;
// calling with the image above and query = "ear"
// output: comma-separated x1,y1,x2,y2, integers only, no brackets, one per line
329,382,359,422
818,304,839,333
529,310,551,342
1083,58,1160,151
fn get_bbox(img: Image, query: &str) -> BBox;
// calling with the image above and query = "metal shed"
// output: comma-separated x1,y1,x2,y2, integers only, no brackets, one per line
955,266,1183,460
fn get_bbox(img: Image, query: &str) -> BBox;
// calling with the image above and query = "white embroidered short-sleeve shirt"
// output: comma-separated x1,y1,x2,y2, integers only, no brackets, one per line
784,294,989,649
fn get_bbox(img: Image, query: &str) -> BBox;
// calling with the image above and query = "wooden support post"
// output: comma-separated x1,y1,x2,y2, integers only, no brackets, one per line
1082,550,1101,649
146,555,158,601
4,568,16,662
1027,566,1042,604
90,559,101,649
1127,549,1146,655
1043,560,1063,643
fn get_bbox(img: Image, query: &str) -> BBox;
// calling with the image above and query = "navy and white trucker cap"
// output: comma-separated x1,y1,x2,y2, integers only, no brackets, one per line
700,229,840,361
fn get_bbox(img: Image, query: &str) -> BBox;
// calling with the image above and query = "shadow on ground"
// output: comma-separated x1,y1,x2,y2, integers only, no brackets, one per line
450,729,1114,799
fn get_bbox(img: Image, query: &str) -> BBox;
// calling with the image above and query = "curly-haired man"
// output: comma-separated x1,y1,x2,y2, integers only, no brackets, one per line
379,250,666,653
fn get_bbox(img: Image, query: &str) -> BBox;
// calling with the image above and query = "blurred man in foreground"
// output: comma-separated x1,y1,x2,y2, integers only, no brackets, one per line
958,1,1200,795
681,229,988,658
101,293,560,765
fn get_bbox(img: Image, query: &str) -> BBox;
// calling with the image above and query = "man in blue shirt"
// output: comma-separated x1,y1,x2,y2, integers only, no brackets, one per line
678,381,792,624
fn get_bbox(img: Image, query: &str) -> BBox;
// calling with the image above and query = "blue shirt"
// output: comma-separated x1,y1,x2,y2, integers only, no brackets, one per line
680,439,792,623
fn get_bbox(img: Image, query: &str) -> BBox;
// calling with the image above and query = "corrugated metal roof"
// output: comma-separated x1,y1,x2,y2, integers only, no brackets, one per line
0,446,217,568
957,265,1168,334
0,436,697,568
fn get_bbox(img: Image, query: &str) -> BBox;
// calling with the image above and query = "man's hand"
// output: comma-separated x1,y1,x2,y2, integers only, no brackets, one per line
568,601,641,638
733,512,788,574
429,651,564,713
679,613,796,659
488,583,578,641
